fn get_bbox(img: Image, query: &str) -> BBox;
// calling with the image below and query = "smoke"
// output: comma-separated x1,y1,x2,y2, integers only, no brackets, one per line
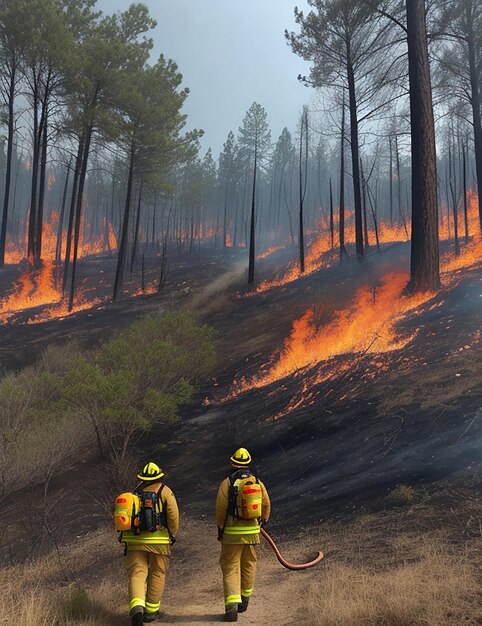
190,260,246,309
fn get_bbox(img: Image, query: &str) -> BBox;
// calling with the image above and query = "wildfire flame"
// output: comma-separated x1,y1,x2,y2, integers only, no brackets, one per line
222,195,481,408
441,191,481,273
0,211,118,324
253,191,479,295
0,261,102,325
229,272,434,398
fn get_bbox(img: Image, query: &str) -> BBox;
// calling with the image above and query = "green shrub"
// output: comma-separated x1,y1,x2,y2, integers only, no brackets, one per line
0,309,215,498
60,310,215,466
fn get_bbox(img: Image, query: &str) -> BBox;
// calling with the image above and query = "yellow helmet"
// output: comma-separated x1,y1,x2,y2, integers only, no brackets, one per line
136,461,164,482
230,447,252,467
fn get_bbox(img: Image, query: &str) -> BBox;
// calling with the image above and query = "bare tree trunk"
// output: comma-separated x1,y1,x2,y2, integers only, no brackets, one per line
339,98,347,262
27,89,41,262
113,139,135,300
347,53,364,259
448,139,460,256
55,158,71,265
0,62,16,268
298,108,308,273
130,182,143,273
68,122,94,311
465,0,482,233
368,183,380,251
462,141,469,241
62,136,84,294
35,113,48,261
406,0,440,292
360,158,369,249
389,134,394,222
248,142,258,285
329,178,334,249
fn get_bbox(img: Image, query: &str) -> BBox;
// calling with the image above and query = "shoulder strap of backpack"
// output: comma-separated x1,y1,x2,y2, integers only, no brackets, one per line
157,484,170,533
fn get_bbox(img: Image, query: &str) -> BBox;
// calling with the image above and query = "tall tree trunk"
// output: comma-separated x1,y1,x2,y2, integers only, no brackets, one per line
395,133,406,233
360,158,369,249
406,0,440,292
27,89,40,262
347,54,364,258
466,0,482,233
329,178,334,249
299,110,307,273
223,185,229,248
113,139,135,300
35,111,48,262
339,98,347,262
0,64,16,267
68,122,94,311
130,182,143,272
462,142,469,241
247,143,258,285
55,159,72,265
368,183,380,251
448,140,460,256
62,136,84,293
389,135,394,222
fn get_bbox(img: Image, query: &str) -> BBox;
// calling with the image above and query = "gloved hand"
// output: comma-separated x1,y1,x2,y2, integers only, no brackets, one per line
259,518,267,528
217,527,224,542
170,535,176,545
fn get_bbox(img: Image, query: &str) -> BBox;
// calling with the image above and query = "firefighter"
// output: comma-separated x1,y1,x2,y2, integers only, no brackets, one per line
215,447,271,622
122,462,179,626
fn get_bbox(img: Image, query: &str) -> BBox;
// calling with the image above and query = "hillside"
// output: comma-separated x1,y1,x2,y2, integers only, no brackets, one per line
0,241,481,625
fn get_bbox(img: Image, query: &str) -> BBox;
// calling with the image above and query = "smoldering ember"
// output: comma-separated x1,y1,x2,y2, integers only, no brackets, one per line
0,2,480,625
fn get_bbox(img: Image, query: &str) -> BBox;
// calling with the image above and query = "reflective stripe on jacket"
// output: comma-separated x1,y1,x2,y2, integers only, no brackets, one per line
216,474,271,544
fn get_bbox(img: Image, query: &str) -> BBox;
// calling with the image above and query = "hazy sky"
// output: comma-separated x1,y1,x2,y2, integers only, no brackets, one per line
97,0,312,158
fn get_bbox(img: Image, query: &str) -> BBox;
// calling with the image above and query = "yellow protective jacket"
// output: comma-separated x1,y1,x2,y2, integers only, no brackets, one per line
123,481,179,555
216,472,271,544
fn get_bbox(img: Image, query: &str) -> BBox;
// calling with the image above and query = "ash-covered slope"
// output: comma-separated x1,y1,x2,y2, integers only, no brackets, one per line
159,247,481,526
1,243,480,565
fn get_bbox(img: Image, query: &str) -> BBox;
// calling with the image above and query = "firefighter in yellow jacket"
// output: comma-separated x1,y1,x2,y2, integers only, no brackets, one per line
122,462,179,626
216,447,271,622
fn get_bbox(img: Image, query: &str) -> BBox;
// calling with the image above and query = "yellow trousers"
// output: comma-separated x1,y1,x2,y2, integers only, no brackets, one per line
219,543,257,606
125,551,169,616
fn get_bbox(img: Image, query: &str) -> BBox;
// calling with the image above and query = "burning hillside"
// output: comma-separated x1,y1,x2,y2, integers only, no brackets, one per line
210,207,481,421
228,272,435,399
252,192,480,294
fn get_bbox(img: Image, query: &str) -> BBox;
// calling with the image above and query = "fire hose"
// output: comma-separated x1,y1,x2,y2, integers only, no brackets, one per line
260,527,324,570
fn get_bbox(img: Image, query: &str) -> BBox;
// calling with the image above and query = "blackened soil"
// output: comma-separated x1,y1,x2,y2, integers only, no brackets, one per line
1,241,481,565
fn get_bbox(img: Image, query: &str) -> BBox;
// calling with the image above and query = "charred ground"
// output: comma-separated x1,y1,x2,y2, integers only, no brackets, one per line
1,241,480,569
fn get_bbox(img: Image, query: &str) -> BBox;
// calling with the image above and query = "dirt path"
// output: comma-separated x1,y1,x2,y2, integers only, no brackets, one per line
148,518,310,626
67,517,316,626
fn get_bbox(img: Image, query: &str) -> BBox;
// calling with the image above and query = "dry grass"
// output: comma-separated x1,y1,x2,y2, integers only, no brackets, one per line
378,348,480,416
388,483,416,504
304,524,481,626
0,528,125,626
1,511,480,626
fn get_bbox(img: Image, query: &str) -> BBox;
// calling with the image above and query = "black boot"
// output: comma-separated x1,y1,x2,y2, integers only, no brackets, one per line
131,611,144,626
224,604,238,622
144,611,159,623
237,596,250,613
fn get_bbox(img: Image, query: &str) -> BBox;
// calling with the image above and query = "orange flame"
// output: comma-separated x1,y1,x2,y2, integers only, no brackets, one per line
441,191,481,273
257,243,288,260
230,272,435,397
0,261,102,325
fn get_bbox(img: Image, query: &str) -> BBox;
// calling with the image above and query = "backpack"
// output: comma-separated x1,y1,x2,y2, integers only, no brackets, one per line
228,470,263,520
114,485,166,534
